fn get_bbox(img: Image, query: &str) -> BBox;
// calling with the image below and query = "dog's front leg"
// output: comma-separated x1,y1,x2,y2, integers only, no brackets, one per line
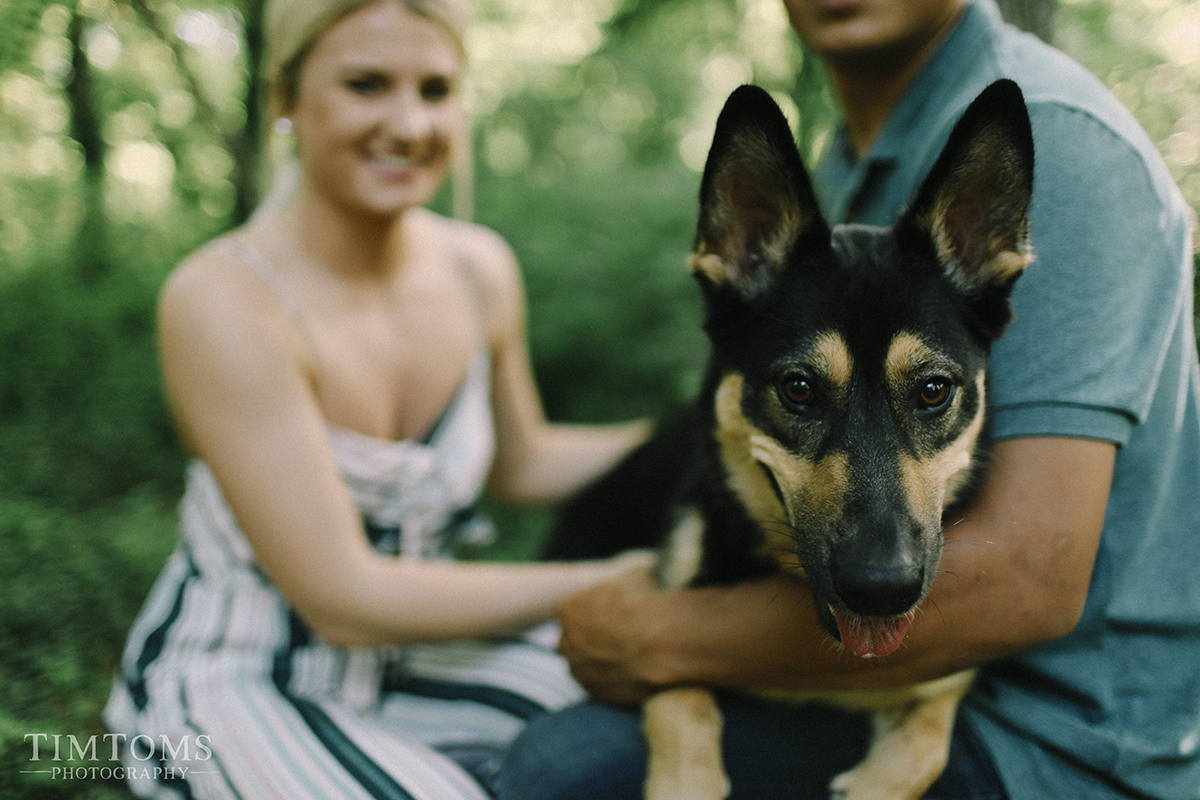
828,670,975,800
643,686,730,800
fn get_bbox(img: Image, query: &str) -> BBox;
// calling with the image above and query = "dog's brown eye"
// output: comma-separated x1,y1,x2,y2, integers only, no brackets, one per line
780,377,814,408
917,378,953,410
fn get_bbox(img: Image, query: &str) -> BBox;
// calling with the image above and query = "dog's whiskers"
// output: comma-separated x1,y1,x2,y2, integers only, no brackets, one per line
920,593,950,627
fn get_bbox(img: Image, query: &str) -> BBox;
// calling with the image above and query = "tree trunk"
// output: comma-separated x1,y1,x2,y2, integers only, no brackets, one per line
234,0,265,222
67,7,109,281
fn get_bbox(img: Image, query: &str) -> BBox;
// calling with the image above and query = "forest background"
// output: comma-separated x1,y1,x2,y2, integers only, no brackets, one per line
1,0,1198,796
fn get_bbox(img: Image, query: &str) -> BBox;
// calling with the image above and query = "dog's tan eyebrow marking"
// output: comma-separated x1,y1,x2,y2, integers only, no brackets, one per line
809,332,854,389
885,332,948,383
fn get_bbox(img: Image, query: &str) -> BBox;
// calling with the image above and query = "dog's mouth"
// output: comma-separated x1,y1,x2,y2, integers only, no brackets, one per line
825,605,917,659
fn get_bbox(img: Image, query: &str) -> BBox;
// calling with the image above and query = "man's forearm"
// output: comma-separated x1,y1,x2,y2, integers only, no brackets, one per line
558,439,1113,703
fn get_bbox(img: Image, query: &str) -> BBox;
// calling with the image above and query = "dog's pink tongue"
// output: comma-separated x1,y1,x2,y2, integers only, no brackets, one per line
835,610,916,658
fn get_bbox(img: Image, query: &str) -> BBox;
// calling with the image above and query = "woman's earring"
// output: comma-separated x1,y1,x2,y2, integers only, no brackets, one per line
273,117,294,136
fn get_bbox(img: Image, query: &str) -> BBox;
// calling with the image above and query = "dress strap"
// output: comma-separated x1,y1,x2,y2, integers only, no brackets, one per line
211,237,320,355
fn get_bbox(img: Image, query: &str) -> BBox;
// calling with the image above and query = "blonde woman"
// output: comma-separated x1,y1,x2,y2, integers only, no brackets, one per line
103,1,651,797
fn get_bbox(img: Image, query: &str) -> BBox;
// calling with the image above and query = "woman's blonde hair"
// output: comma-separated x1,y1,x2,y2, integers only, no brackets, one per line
263,0,469,117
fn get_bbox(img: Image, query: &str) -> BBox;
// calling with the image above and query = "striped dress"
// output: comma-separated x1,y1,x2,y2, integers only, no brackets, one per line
104,269,584,799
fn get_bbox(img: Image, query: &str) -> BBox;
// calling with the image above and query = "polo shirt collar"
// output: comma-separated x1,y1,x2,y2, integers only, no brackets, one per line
819,0,1002,223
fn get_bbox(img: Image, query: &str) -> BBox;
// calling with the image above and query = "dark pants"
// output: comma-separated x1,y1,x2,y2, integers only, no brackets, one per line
497,692,1007,800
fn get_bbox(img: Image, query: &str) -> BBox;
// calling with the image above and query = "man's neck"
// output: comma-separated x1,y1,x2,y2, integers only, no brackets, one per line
828,64,919,158
827,6,967,158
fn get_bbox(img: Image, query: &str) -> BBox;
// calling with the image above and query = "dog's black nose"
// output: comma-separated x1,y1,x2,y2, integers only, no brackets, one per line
830,524,925,617
834,566,924,617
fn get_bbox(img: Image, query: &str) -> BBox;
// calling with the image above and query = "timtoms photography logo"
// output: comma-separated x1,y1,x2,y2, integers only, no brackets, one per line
22,733,215,781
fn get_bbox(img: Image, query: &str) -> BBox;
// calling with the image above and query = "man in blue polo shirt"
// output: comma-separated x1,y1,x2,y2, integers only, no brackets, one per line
500,2,1200,798
801,1,1200,797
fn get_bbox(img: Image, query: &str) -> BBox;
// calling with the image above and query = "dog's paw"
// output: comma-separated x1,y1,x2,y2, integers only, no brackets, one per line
645,766,729,800
828,768,854,800
828,767,884,800
829,767,922,800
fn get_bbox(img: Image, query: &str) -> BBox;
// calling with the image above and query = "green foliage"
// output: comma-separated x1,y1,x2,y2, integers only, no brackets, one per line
0,0,54,73
483,160,709,423
0,493,176,800
0,262,186,509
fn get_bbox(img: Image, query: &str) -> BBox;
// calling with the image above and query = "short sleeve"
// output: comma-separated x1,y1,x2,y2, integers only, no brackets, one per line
986,102,1194,445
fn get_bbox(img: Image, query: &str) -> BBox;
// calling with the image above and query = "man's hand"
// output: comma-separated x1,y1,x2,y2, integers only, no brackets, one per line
557,565,663,706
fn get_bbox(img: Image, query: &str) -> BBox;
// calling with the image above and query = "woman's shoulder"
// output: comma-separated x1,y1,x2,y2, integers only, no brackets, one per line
415,209,520,283
159,231,302,354
412,210,526,335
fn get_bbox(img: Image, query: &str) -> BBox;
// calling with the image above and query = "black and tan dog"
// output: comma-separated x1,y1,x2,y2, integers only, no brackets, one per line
546,79,1034,800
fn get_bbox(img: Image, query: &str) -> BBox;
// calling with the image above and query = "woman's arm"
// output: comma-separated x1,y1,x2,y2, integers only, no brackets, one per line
456,222,653,506
556,436,1114,704
158,249,652,649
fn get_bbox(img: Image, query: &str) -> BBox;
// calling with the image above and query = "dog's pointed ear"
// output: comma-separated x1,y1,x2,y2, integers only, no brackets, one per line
900,79,1034,338
691,85,829,307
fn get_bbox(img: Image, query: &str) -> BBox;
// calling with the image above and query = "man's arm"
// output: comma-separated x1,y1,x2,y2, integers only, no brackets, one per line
557,436,1114,704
